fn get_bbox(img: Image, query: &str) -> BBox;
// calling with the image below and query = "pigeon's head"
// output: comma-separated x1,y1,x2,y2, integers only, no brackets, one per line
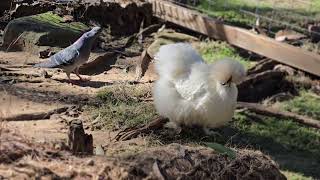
209,58,246,87
83,26,102,39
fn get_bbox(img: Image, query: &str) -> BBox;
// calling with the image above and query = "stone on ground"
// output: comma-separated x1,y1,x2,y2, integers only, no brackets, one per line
3,12,88,54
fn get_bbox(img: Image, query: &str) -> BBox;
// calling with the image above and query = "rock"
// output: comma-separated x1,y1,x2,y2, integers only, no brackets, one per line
68,119,93,155
3,12,89,53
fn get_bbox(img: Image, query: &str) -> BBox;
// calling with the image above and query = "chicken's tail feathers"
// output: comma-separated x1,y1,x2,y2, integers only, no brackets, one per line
33,59,59,68
154,43,204,80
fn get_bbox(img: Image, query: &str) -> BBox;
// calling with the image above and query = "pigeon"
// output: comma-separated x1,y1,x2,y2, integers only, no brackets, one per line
152,43,246,133
34,26,102,82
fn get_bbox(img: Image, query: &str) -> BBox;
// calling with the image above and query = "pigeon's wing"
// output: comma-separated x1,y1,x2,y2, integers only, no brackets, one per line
34,46,80,68
49,46,80,67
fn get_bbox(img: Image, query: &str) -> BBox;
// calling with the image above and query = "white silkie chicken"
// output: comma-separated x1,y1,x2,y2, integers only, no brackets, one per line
153,43,246,133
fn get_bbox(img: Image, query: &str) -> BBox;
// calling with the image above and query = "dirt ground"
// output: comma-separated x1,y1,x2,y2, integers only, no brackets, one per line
0,50,289,180
1,0,320,179
0,50,156,151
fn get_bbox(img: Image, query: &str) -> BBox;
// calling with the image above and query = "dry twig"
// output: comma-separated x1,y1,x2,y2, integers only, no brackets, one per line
115,116,169,141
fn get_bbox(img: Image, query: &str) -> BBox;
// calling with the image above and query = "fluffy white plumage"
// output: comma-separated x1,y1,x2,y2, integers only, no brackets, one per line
153,43,246,130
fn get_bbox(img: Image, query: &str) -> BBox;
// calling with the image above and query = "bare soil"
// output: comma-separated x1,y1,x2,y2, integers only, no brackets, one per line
0,49,288,179
0,50,155,151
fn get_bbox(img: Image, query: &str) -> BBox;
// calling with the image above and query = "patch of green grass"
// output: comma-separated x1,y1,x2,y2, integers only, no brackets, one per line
195,40,253,68
282,170,313,180
229,111,320,179
151,89,320,178
192,0,320,33
90,84,156,130
233,112,320,155
31,12,88,33
280,91,320,120
196,0,255,27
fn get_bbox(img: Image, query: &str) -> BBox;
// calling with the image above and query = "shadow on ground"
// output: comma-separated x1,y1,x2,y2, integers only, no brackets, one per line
54,79,114,88
154,113,320,179
0,84,95,106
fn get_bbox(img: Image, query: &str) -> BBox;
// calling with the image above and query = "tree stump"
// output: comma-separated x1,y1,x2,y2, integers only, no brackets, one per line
68,119,93,155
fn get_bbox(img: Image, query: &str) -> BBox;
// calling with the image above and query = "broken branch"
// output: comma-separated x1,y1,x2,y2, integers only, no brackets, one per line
3,106,70,121
237,102,320,129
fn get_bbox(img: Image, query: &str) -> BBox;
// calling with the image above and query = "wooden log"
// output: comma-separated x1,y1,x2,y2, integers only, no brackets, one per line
148,0,320,77
247,59,278,75
68,119,93,155
237,102,320,129
237,70,290,102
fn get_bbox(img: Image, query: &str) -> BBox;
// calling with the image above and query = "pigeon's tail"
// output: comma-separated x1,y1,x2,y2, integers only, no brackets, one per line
34,59,59,68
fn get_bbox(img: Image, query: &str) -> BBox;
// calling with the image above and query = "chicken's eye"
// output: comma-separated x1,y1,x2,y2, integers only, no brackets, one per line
221,76,232,86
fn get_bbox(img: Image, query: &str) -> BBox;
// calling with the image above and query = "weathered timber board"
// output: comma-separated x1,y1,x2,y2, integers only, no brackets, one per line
148,0,320,76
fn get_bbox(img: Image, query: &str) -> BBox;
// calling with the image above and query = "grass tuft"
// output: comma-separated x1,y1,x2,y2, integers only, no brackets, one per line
280,91,320,120
90,84,156,130
195,40,253,68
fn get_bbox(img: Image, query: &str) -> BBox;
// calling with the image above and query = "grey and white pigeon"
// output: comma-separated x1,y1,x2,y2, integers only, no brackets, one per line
34,26,102,82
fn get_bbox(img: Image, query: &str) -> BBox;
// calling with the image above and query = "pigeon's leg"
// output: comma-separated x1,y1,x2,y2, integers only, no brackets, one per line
75,67,90,81
66,72,76,84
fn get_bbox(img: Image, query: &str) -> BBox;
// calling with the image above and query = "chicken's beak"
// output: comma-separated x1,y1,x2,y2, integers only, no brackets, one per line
221,76,232,86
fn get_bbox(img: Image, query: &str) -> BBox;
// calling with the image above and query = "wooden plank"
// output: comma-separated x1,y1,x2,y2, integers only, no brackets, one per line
148,0,320,76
